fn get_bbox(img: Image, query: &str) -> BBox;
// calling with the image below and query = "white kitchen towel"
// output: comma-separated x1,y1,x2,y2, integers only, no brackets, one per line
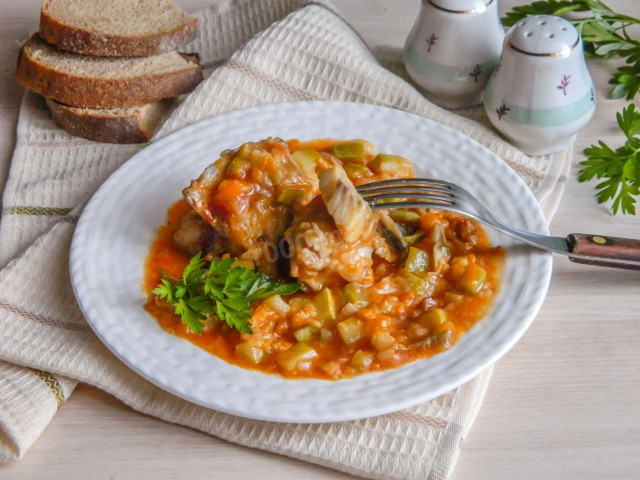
0,1,571,478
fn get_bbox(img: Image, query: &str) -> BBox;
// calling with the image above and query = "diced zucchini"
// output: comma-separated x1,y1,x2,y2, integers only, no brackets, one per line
351,350,374,370
404,272,438,297
343,283,370,308
235,342,265,365
312,288,337,323
337,317,364,345
289,297,311,311
292,148,320,172
294,325,319,342
369,154,414,177
296,361,312,372
444,292,465,304
404,246,430,274
320,328,333,342
277,188,305,203
377,348,400,364
277,343,318,371
419,309,448,329
232,258,254,269
332,142,367,160
390,210,421,224
238,143,253,157
451,256,470,269
227,158,251,176
405,272,424,292
264,294,290,315
340,302,359,317
458,264,487,294
322,360,342,378
372,331,395,351
343,163,373,179
407,322,430,340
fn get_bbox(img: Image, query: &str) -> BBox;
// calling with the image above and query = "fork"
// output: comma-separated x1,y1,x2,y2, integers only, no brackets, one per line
357,178,640,271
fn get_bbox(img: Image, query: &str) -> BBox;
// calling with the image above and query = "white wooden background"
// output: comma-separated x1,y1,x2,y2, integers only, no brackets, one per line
0,1,638,479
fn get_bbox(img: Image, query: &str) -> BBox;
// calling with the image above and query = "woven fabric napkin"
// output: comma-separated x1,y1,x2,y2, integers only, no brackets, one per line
0,1,572,478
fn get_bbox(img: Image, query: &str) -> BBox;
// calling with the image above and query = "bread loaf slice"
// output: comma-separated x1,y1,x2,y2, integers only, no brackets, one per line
16,34,203,108
40,0,197,56
46,98,175,144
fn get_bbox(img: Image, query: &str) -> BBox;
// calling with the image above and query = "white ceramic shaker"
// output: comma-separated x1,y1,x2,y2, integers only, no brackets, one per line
403,0,505,109
484,15,596,155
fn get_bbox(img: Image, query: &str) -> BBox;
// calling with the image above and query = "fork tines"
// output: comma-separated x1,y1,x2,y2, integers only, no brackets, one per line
356,178,457,209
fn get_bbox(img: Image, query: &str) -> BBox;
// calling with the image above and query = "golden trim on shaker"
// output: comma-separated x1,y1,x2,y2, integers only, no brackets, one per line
427,0,494,14
507,36,580,57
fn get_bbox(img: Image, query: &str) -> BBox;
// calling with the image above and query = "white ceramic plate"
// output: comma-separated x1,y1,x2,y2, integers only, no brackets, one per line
70,101,552,423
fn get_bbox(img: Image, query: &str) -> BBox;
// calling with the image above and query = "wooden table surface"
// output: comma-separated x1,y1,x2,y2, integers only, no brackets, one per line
1,1,639,479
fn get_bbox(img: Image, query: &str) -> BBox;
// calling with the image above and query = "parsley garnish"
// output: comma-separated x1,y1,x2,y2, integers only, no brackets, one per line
152,254,300,334
502,0,640,100
578,104,640,215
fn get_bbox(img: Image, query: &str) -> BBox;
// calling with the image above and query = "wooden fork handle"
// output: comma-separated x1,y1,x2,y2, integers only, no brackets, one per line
567,233,640,270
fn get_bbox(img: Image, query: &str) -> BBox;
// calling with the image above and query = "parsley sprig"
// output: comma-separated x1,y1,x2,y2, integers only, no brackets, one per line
153,254,300,334
502,0,640,100
578,104,640,215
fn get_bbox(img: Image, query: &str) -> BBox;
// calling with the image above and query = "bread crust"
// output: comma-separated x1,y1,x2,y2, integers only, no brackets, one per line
46,98,172,143
39,5,198,56
16,40,203,108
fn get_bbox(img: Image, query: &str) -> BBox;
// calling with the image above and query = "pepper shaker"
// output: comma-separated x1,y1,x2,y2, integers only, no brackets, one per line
403,0,504,109
483,15,596,155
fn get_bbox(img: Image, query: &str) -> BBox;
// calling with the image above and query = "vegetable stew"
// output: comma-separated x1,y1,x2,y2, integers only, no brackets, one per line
144,138,504,379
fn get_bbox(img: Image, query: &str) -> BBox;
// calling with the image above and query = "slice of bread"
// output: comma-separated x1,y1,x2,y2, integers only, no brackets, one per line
40,0,197,56
46,97,175,143
16,35,203,108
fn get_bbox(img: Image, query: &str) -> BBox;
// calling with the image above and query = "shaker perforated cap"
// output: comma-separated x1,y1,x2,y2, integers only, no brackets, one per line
508,15,579,56
428,0,494,14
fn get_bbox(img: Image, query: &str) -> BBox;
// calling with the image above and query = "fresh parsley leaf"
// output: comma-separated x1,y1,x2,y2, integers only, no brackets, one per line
616,103,640,138
502,1,588,27
153,255,301,334
579,104,640,215
502,0,640,100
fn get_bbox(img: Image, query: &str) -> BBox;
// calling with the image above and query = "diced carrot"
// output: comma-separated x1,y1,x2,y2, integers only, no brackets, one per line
287,139,303,151
211,179,252,206
398,291,415,304
250,304,278,328
356,308,378,321
419,212,443,231
288,138,339,152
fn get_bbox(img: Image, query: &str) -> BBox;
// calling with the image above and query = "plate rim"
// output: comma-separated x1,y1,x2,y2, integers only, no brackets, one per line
70,100,553,423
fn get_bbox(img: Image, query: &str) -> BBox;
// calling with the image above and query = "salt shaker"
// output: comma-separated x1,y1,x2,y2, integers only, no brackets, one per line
483,15,596,155
403,0,504,109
